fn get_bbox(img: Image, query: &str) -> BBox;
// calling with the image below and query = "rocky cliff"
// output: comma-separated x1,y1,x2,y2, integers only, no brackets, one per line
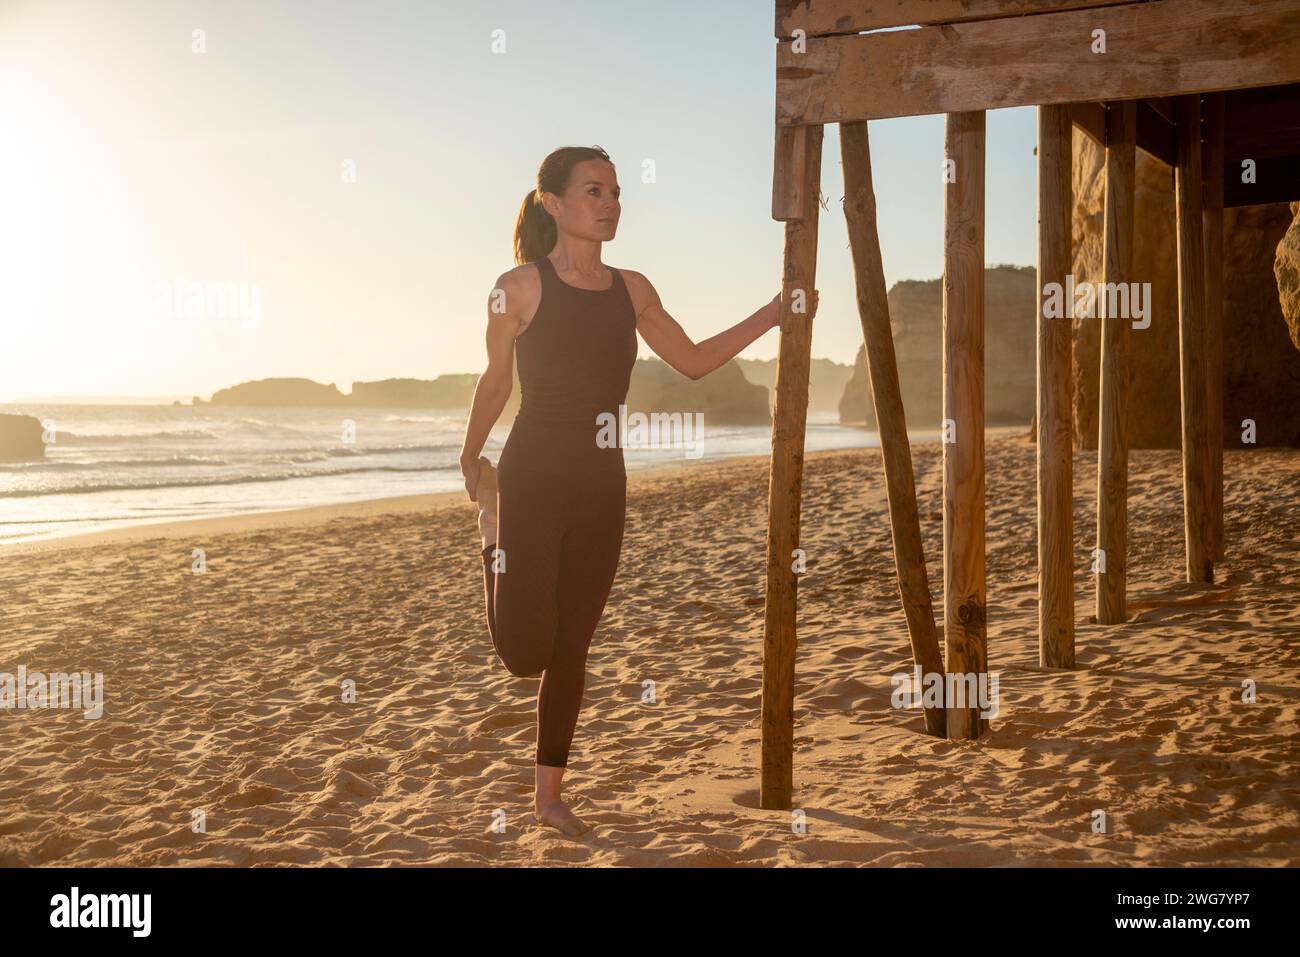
1071,128,1300,449
206,378,349,407
736,357,855,413
838,266,1038,430
201,360,770,425
624,357,771,425
1274,201,1300,354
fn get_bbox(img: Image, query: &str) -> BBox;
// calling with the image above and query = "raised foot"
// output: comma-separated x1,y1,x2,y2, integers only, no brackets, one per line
533,801,591,838
475,455,497,506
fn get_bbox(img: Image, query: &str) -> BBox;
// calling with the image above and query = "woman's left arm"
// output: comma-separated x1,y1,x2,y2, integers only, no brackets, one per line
624,271,817,381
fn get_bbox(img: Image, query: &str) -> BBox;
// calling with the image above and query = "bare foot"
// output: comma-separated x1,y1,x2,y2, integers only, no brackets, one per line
533,800,591,838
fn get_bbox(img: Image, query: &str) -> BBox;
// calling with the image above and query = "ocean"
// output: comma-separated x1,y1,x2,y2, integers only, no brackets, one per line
0,404,902,544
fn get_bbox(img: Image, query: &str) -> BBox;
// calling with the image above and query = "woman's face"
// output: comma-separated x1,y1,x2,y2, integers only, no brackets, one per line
544,159,620,243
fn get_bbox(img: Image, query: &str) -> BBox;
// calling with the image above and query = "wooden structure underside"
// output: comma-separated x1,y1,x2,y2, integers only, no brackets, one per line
759,0,1300,810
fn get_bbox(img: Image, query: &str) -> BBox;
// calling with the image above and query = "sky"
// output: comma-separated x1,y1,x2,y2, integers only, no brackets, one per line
0,0,1039,402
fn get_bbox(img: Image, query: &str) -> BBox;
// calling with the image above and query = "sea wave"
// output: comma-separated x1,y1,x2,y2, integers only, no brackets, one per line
56,429,221,444
0,455,226,472
324,443,446,457
0,464,445,498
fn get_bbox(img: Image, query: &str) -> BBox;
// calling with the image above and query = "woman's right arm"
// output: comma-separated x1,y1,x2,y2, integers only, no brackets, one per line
459,270,527,499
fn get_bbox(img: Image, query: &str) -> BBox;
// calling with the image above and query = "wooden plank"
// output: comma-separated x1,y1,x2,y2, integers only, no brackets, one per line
1096,101,1136,625
1145,96,1175,125
840,120,947,739
1137,99,1178,166
1224,126,1300,162
772,125,812,221
1223,82,1300,144
943,110,989,737
761,123,824,811
1071,102,1106,148
776,0,1300,124
1223,155,1300,206
775,0,1140,37
1174,95,1214,583
1202,92,1225,562
1037,104,1076,669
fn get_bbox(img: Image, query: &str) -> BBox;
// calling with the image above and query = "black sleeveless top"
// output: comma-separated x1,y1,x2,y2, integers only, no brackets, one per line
500,254,639,477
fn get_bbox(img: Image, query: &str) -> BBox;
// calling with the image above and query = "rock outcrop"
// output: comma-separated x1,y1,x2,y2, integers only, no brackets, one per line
1274,201,1300,354
207,378,349,407
201,361,771,425
1071,129,1300,448
625,357,771,426
838,266,1038,430
737,357,855,413
0,413,45,461
349,375,478,408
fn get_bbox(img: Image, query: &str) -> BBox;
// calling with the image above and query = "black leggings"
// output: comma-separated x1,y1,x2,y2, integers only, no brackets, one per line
481,463,627,768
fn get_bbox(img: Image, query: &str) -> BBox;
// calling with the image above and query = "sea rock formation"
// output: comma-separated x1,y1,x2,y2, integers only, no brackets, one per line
349,375,478,408
624,357,771,426
0,413,45,461
201,360,771,425
207,378,349,407
838,266,1038,430
737,357,855,413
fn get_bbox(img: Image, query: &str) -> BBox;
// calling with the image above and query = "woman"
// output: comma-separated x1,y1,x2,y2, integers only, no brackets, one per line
459,144,817,837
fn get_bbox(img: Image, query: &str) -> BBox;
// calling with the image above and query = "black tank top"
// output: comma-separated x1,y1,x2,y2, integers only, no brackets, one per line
500,254,639,476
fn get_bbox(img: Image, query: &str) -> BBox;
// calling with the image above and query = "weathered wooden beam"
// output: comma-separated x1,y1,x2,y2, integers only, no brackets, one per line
775,0,1141,37
1071,102,1106,148
840,120,947,739
1224,127,1300,162
1136,99,1178,166
1037,104,1076,669
1202,92,1225,562
761,123,824,811
1223,82,1300,148
1175,95,1214,583
1096,100,1136,625
776,0,1300,125
773,123,813,221
1145,96,1176,126
1223,154,1300,206
943,110,989,739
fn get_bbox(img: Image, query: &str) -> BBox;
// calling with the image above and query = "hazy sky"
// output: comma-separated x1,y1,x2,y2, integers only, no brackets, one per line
0,0,1039,402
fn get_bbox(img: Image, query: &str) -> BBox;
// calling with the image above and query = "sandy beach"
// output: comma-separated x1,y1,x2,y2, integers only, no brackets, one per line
1,431,1297,866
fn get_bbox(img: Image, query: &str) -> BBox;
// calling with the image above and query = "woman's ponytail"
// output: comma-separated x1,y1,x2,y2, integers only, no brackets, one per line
512,145,613,265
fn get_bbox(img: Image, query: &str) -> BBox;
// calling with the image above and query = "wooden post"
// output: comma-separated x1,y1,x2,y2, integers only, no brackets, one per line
1175,94,1214,583
1037,104,1075,669
943,111,988,739
1095,101,1136,625
1202,92,1225,563
840,120,947,739
761,123,823,810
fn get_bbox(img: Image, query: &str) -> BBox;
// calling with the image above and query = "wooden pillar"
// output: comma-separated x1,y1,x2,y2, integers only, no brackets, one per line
1175,94,1214,583
840,120,947,739
943,111,987,739
761,123,823,810
1095,101,1136,625
1202,92,1225,562
1037,104,1075,669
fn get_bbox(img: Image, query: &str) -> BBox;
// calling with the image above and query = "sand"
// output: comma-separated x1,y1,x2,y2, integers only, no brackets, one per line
1,432,1297,866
